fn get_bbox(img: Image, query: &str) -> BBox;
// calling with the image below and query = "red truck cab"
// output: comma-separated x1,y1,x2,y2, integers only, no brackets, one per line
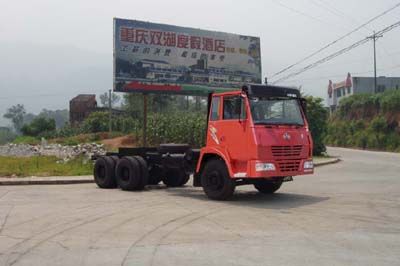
195,84,314,200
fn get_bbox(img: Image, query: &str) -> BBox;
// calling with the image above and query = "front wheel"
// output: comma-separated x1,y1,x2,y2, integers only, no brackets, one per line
254,180,283,194
201,159,235,200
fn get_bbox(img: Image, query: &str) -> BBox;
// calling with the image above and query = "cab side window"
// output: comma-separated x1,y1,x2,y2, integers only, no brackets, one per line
223,96,246,120
210,96,220,121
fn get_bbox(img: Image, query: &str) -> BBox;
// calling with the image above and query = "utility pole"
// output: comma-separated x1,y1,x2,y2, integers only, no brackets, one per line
108,89,112,133
368,31,383,93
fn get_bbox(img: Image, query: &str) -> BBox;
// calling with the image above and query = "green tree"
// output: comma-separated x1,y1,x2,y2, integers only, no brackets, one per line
21,117,56,137
39,109,69,128
99,92,121,107
305,96,329,155
3,104,26,133
0,127,16,144
82,112,109,133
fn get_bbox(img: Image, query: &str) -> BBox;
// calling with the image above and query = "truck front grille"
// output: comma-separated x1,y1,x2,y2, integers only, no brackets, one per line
277,160,301,172
271,146,303,157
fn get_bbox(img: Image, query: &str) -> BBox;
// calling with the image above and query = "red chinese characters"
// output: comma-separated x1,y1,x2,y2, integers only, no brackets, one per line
119,27,226,53
202,37,214,51
120,27,134,43
150,31,163,45
135,29,148,44
215,40,225,53
190,36,201,50
163,32,176,47
177,35,189,48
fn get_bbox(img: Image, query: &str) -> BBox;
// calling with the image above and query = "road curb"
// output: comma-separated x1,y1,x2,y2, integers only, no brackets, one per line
1,158,341,186
0,178,94,186
314,158,341,167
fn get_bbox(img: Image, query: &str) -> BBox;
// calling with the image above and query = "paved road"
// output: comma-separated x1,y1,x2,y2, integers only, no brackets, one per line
0,147,399,266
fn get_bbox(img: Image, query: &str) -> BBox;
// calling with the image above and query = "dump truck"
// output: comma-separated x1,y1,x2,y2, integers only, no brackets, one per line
93,84,314,200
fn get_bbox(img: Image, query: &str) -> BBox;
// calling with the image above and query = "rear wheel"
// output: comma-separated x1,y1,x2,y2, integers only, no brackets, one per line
148,165,163,185
133,156,149,188
94,156,117,189
201,159,235,200
163,168,190,187
115,157,145,191
254,180,283,194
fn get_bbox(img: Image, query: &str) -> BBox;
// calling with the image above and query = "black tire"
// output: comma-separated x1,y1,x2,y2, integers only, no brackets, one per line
94,156,117,188
110,155,119,164
201,159,235,200
179,174,190,186
148,166,163,185
133,156,149,188
115,157,145,191
254,180,283,194
163,168,190,187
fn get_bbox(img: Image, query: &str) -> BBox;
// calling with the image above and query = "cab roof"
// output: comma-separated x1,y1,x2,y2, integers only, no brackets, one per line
211,84,301,98
243,84,301,98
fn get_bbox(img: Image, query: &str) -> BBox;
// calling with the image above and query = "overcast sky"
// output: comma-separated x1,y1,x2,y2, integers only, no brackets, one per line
1,0,400,126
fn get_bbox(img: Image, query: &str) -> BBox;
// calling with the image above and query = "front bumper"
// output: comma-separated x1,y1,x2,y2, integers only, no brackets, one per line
235,158,314,179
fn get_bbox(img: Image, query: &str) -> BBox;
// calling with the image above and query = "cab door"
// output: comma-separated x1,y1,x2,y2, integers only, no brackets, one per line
219,95,249,167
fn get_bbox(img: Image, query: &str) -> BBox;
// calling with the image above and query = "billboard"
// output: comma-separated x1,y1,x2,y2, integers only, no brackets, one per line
113,18,262,95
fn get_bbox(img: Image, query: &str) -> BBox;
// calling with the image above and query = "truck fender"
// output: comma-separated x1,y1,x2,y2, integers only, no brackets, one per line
196,147,234,178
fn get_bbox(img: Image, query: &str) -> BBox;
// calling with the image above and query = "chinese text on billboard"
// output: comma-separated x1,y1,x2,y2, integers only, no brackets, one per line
114,18,261,95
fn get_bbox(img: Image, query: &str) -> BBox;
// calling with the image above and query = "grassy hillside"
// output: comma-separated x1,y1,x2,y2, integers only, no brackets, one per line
325,89,400,152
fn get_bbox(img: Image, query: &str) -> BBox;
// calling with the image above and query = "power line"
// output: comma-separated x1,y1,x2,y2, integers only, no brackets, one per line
271,20,400,84
270,2,400,79
269,0,351,30
283,65,400,84
309,0,355,25
312,0,373,32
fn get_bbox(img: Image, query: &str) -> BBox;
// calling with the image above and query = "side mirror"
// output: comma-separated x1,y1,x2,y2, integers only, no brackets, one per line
300,98,307,117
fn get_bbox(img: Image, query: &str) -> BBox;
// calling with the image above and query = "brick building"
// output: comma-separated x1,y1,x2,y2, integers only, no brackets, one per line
69,94,97,125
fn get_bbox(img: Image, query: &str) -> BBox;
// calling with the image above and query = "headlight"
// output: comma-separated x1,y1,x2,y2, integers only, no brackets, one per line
255,163,276,172
304,160,314,170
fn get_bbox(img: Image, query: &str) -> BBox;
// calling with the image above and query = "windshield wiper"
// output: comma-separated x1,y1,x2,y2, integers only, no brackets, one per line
280,123,304,127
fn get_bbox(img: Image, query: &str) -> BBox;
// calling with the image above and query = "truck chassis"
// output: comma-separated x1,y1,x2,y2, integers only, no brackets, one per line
94,143,290,198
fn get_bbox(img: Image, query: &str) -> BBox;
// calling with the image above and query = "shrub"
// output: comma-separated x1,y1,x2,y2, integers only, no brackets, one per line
145,112,207,147
82,112,139,134
13,136,40,145
305,96,328,155
82,112,109,133
326,89,400,152
0,128,16,144
381,90,400,113
21,117,56,137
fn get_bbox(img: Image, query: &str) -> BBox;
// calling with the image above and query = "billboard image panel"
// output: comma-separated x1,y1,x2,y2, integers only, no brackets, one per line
114,18,262,95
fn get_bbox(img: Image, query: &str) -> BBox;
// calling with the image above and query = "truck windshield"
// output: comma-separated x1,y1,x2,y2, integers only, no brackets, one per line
249,97,304,126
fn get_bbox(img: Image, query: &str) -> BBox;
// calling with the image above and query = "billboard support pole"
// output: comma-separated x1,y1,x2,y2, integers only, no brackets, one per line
143,93,148,147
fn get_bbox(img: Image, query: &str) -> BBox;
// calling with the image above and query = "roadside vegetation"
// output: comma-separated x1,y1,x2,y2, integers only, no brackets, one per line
0,156,93,177
304,96,329,155
1,93,329,161
325,89,400,152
